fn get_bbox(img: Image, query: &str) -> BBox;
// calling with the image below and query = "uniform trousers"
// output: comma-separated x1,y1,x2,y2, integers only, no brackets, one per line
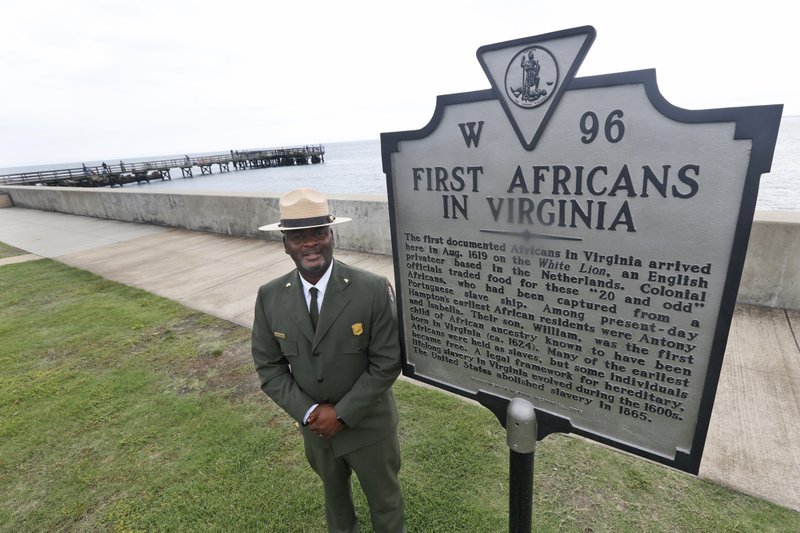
303,432,405,533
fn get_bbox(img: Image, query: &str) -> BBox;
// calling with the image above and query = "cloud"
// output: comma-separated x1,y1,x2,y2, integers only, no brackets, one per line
0,0,795,167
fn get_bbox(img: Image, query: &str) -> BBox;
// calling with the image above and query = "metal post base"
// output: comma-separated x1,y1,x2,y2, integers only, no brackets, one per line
506,398,537,533
509,450,534,533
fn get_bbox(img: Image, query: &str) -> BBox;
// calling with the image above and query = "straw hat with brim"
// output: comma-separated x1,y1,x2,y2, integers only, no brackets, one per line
258,188,352,232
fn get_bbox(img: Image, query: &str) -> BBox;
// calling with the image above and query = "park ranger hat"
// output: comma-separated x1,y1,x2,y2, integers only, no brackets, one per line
259,188,351,231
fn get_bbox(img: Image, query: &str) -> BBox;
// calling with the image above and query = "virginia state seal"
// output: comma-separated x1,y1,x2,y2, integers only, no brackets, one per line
505,46,559,109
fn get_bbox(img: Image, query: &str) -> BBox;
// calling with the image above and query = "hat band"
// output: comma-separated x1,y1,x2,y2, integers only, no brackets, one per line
279,215,335,229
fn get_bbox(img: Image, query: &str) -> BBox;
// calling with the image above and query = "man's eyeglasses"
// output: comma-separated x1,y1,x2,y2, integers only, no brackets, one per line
285,227,331,245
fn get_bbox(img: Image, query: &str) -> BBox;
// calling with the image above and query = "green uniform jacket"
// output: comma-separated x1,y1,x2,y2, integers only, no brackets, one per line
252,260,401,457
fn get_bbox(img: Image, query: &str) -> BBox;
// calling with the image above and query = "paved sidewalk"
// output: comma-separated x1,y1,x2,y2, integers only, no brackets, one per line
0,253,41,267
1,207,798,511
0,207,394,327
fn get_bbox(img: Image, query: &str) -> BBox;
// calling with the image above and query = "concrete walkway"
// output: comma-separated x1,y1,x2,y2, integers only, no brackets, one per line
1,206,798,511
0,253,41,267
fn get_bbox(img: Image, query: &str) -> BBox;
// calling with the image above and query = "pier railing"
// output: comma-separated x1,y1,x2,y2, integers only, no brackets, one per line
0,145,325,187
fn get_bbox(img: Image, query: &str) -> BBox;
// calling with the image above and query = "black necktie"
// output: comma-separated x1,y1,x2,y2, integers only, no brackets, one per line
309,287,319,331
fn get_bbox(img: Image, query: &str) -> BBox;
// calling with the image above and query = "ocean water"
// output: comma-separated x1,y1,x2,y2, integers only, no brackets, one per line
3,117,799,210
760,115,800,211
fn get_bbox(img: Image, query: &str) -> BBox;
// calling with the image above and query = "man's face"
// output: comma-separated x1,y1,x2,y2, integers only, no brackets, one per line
283,226,335,278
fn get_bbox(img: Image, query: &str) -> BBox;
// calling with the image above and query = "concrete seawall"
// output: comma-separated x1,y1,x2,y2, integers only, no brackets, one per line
2,185,798,310
0,186,393,255
737,211,800,309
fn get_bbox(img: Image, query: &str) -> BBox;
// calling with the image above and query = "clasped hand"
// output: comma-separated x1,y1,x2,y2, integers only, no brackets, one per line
307,404,344,438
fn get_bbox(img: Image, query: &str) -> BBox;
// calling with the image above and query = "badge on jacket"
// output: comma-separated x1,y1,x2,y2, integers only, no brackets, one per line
352,323,364,336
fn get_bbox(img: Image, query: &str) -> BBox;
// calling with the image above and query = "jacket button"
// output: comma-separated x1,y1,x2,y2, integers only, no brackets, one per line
313,350,320,356
317,377,324,383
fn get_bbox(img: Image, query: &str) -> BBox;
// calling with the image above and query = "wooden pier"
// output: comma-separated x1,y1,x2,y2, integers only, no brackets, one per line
0,145,325,188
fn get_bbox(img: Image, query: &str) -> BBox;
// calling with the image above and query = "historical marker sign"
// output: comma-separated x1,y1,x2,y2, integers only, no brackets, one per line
381,26,782,473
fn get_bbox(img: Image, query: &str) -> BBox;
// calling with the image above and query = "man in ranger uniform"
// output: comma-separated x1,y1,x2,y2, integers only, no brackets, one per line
251,188,405,533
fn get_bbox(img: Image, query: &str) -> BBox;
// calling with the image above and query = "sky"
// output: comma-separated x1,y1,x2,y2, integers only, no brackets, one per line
0,0,796,168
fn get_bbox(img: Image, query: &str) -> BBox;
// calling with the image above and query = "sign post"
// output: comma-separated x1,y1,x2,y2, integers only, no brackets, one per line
506,398,537,533
381,26,782,527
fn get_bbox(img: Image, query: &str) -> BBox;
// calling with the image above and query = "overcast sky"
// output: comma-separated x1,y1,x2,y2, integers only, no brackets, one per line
0,0,795,167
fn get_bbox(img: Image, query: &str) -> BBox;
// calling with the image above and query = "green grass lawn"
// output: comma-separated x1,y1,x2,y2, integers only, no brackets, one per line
1,260,798,532
0,241,26,259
